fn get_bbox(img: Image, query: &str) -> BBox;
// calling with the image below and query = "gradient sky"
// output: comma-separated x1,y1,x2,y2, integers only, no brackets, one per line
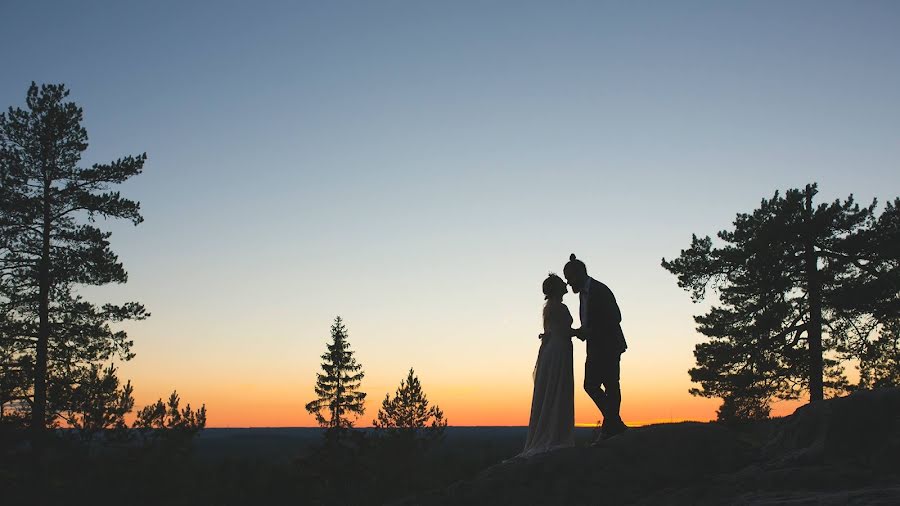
2,1,899,427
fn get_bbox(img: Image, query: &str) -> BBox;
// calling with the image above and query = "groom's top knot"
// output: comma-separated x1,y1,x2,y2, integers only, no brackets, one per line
564,253,587,276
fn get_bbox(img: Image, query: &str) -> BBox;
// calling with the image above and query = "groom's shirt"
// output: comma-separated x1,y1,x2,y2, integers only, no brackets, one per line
579,277,594,327
581,277,628,354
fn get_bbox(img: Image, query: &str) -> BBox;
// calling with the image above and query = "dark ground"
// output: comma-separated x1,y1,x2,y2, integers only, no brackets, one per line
191,425,597,463
1,424,595,505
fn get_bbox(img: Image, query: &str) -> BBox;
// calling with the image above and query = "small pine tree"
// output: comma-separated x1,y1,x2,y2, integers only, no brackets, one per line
369,368,447,499
56,363,134,440
133,390,207,432
133,391,207,454
305,316,366,429
373,368,447,438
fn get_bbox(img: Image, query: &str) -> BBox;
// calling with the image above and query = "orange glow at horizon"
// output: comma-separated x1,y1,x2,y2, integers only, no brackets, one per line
131,381,807,428
116,279,815,430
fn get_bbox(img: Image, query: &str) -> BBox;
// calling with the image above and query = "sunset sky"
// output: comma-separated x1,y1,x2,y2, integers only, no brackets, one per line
2,1,899,427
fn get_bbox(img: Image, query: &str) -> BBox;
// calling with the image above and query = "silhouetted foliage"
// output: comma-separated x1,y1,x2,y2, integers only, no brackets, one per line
365,368,449,500
716,393,770,422
0,83,147,444
134,390,207,432
55,363,133,440
133,390,207,456
828,198,900,389
305,316,366,429
856,320,900,389
662,183,899,421
0,340,28,428
374,367,447,438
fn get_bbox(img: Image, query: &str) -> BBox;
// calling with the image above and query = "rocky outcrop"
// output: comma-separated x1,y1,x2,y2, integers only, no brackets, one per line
395,389,900,505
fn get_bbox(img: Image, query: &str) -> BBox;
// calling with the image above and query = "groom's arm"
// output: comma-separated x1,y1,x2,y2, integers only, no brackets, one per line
573,327,586,341
538,328,584,340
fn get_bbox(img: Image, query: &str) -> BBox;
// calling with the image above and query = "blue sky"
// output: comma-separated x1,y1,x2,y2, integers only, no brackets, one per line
2,1,899,425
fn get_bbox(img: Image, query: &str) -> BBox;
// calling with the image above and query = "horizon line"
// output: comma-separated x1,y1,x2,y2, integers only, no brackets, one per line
201,419,713,429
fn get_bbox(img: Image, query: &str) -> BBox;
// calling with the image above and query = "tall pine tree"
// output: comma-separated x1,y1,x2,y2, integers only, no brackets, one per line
305,316,366,429
661,184,897,419
0,83,147,444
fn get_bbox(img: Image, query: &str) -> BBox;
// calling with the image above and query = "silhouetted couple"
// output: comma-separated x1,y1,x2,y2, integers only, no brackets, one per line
519,254,628,457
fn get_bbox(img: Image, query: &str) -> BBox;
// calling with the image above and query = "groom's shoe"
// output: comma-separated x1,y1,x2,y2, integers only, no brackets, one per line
590,422,628,446
589,425,613,446
588,421,609,447
604,422,629,439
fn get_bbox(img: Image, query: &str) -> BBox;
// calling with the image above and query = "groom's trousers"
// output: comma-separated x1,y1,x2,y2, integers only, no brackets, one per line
583,351,623,428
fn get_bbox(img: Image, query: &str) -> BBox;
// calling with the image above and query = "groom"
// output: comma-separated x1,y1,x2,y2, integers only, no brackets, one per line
564,253,628,442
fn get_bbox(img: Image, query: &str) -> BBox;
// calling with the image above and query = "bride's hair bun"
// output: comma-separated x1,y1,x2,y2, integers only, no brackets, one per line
543,273,566,300
569,253,577,261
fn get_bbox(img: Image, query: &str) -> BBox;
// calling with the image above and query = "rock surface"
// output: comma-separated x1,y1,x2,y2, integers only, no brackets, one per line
395,389,900,505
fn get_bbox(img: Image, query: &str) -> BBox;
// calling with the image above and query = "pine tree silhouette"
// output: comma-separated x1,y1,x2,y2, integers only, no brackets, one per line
0,83,148,448
662,183,899,420
305,316,366,429
374,367,446,436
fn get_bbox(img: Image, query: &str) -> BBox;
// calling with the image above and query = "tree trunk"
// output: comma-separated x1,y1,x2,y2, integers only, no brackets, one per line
332,348,340,429
804,185,824,402
31,175,52,448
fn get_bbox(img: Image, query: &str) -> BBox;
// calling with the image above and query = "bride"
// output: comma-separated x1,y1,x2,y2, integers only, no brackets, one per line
519,273,576,457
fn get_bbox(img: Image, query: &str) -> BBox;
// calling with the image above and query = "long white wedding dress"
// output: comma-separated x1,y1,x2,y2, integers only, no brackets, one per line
519,301,575,457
